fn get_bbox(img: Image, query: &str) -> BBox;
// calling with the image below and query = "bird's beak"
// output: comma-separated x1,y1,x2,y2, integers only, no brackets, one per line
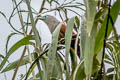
38,16,45,21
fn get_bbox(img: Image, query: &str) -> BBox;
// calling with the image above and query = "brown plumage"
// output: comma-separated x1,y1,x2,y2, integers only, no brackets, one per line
40,15,80,57
59,24,80,57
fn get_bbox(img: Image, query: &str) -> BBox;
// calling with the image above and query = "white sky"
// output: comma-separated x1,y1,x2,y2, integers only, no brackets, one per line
0,0,119,80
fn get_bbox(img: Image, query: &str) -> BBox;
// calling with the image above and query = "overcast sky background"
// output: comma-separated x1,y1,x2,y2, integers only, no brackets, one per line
0,0,119,80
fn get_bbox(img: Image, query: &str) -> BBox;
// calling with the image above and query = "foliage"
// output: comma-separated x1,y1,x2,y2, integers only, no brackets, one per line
0,0,120,80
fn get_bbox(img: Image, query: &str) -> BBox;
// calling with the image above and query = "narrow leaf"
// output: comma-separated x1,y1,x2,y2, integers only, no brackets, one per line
2,53,34,73
65,17,75,79
84,22,97,77
95,0,120,54
73,60,85,80
46,23,62,79
0,35,35,70
84,0,97,34
80,16,86,60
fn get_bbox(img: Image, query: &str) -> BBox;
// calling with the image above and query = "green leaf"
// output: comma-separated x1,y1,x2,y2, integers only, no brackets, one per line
107,67,114,73
95,8,106,21
51,54,62,79
108,41,119,53
26,0,41,48
25,61,37,80
104,53,112,62
84,22,97,78
28,56,48,80
0,35,35,71
84,0,97,33
50,77,58,80
106,43,113,52
40,56,48,80
105,74,114,80
96,49,102,64
80,17,86,60
74,16,80,32
65,17,75,79
92,58,99,75
83,1,97,77
70,48,77,78
0,54,4,59
1,53,34,73
5,33,18,53
0,11,7,19
46,23,62,79
75,16,80,27
73,60,86,80
104,60,113,66
95,0,120,54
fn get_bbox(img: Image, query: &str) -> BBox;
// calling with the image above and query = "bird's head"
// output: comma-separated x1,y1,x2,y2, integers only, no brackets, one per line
39,15,60,33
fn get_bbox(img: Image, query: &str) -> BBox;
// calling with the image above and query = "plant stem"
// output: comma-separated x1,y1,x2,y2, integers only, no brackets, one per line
99,0,111,78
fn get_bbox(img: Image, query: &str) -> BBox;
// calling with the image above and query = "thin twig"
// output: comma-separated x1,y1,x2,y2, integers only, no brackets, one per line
25,50,48,80
12,0,27,79
12,0,46,79
99,0,111,78
12,46,26,80
29,0,45,34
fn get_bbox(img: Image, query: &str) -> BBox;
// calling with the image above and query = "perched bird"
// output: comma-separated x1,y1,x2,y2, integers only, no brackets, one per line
39,15,80,57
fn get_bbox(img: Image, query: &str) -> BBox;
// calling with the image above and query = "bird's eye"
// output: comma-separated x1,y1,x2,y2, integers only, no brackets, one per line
43,16,48,20
39,15,49,20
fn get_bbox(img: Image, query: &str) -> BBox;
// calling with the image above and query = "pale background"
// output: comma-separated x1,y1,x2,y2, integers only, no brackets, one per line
0,0,119,80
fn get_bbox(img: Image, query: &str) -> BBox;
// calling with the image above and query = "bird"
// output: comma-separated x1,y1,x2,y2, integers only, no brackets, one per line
39,15,80,57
